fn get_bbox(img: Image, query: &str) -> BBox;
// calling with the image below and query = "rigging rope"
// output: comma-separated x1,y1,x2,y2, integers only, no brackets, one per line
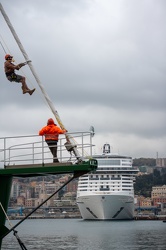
0,202,13,228
0,33,52,110
0,3,81,160
0,33,47,110
1,33,87,158
13,230,28,250
1,175,76,239
0,40,7,54
0,32,11,54
0,202,27,250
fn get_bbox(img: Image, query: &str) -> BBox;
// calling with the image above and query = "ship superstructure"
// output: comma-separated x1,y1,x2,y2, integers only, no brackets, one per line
77,144,138,220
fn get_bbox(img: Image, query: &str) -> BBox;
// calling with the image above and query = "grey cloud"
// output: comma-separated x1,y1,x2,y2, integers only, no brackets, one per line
0,0,165,157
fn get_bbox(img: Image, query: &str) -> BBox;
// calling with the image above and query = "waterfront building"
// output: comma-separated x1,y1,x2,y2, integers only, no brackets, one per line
25,198,36,207
17,196,25,206
66,179,78,193
151,185,166,198
151,185,166,207
35,181,60,197
10,180,20,199
140,197,152,207
135,195,152,207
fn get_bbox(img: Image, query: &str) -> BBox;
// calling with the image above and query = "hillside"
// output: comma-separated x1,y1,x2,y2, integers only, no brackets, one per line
134,168,166,197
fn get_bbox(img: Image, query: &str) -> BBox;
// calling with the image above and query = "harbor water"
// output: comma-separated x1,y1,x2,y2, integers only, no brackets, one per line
2,219,166,250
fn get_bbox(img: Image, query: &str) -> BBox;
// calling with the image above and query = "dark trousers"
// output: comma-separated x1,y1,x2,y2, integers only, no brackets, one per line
46,140,59,162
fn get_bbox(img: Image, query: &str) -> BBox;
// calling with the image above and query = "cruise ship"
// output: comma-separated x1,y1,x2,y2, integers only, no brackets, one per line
77,144,139,220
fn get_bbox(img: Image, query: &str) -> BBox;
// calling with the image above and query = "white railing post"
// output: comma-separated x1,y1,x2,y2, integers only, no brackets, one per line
59,137,62,161
90,132,93,157
9,148,11,165
41,136,44,164
81,132,84,158
32,143,35,164
4,138,6,167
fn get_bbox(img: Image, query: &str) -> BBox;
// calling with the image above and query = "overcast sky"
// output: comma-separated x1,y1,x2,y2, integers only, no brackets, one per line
0,0,165,158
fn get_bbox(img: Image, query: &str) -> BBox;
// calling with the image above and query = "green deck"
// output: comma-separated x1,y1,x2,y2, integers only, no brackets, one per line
0,159,97,177
0,159,97,248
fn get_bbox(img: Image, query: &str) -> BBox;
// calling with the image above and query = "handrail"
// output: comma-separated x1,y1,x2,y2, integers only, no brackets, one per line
0,131,95,167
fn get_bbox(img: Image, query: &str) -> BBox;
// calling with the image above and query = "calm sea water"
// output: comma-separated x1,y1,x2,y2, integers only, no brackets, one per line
2,219,166,250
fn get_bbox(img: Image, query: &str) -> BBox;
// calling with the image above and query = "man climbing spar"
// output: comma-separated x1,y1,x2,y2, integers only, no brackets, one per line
4,54,35,95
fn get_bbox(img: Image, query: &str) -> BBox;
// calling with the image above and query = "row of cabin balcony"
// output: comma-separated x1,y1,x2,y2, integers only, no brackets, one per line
78,188,133,192
78,184,133,189
97,167,136,171
78,180,133,185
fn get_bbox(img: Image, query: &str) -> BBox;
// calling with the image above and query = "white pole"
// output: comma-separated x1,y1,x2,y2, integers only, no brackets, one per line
0,3,81,160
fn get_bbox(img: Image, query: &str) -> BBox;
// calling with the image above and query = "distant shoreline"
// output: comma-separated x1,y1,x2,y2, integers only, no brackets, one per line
8,214,166,220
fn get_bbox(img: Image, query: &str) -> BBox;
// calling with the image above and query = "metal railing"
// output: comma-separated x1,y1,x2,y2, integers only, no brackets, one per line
0,131,95,167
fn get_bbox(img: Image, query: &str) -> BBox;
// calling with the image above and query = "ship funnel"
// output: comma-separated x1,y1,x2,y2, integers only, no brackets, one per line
103,143,110,154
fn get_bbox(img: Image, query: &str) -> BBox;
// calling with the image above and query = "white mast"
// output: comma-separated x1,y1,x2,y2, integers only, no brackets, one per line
0,3,81,160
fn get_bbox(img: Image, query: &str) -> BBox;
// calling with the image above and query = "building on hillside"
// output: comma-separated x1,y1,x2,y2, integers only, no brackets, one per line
151,185,166,207
153,197,166,207
134,195,156,215
146,166,154,174
151,185,166,198
140,197,152,207
17,196,25,206
10,180,20,199
34,180,63,206
66,179,78,193
135,195,152,207
156,158,166,168
35,192,51,207
25,198,36,207
35,181,60,197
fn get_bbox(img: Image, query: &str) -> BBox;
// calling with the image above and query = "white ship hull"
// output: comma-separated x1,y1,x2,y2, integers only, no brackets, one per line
77,193,134,220
77,144,139,220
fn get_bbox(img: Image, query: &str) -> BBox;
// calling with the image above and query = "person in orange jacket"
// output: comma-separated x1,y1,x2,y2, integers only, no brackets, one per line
4,54,35,95
39,118,67,163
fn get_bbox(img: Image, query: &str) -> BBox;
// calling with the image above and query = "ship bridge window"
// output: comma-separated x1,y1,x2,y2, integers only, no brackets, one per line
122,159,132,163
98,159,121,166
122,163,132,166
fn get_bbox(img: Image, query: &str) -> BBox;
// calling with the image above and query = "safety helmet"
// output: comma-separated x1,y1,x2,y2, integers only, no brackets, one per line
47,118,54,125
5,54,13,60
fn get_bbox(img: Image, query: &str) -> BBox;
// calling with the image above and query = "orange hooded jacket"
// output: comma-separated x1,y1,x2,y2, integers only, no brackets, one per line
39,119,66,141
